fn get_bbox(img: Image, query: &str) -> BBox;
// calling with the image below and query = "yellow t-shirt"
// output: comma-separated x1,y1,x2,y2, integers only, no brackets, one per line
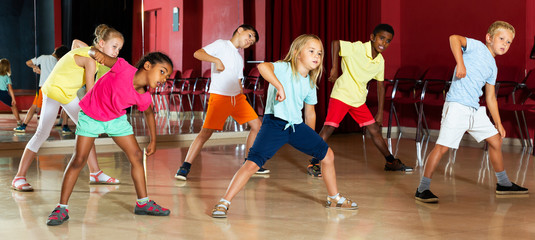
42,47,99,104
330,41,384,108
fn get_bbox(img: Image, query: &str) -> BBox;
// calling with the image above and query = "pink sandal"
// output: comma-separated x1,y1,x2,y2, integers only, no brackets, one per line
89,171,120,185
12,177,33,192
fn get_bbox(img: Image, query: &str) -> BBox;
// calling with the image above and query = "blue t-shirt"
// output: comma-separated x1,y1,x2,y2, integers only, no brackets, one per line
0,75,12,91
446,38,497,109
264,62,317,127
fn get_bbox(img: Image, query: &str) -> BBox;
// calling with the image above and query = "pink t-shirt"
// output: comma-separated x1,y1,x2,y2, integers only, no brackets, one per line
79,58,152,121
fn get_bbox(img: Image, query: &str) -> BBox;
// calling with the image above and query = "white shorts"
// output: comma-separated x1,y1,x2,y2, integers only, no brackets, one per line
436,102,498,149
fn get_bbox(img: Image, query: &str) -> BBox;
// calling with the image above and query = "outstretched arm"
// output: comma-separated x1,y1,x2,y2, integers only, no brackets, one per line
193,49,225,72
375,80,385,125
449,35,468,78
328,40,341,82
143,107,157,155
485,83,505,138
257,62,285,102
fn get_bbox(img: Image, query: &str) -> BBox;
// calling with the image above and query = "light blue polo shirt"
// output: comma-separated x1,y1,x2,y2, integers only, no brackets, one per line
446,38,497,109
264,62,317,128
0,75,12,91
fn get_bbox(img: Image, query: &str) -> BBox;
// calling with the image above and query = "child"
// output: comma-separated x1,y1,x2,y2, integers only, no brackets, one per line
306,24,412,177
11,24,122,192
14,46,69,133
211,34,358,218
0,59,22,126
415,21,528,203
174,24,265,181
46,50,173,226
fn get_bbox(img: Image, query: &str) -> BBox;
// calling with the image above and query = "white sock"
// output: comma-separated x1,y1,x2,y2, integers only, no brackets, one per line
57,204,68,209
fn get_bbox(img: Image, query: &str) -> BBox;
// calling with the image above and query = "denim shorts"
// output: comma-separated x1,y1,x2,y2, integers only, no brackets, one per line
247,114,329,168
76,111,134,137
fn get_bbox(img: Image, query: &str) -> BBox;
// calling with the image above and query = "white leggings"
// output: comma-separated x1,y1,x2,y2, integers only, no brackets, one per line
26,94,81,152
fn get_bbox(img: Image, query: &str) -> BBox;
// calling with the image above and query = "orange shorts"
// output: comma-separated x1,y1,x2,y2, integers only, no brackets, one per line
32,88,43,108
203,93,258,130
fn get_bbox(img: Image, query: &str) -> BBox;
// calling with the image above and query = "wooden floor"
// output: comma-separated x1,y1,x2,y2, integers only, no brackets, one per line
1,125,533,239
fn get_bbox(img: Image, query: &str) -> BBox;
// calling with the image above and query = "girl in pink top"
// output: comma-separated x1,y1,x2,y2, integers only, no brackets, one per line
46,51,173,226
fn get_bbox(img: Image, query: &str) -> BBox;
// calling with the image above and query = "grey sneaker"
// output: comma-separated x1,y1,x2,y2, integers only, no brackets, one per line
46,206,69,226
134,200,170,216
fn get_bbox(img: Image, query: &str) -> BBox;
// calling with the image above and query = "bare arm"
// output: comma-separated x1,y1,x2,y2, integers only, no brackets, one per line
328,40,341,82
193,49,225,72
26,59,41,74
72,39,88,49
7,84,16,105
73,55,96,92
485,83,505,138
304,103,316,130
143,107,157,155
88,47,117,68
449,35,468,78
375,80,385,125
257,62,285,102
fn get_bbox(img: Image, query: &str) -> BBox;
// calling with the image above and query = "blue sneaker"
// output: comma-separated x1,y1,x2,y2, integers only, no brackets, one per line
62,126,72,134
13,124,26,133
174,167,190,181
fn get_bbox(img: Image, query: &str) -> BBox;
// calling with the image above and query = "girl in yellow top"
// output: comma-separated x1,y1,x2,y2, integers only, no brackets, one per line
12,24,124,191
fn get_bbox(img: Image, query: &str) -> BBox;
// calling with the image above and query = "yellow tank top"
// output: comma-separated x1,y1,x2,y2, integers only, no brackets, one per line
42,47,100,104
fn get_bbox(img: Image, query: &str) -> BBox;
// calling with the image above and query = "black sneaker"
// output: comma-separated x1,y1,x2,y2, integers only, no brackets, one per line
255,167,270,174
385,159,413,172
496,183,528,195
307,164,321,177
174,167,190,181
415,189,439,203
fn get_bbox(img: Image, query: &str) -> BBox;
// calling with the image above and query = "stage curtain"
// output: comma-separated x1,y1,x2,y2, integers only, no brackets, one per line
266,0,369,132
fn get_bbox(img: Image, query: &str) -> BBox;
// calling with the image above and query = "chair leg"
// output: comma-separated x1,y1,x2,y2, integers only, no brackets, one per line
513,110,526,149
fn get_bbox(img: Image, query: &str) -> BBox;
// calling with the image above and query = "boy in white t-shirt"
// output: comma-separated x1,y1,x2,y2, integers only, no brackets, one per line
175,24,266,181
14,46,69,133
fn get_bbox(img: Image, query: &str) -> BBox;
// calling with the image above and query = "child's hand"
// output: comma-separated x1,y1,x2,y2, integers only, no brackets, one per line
455,64,466,78
215,59,225,72
33,66,41,74
328,68,339,82
146,141,157,156
11,99,16,106
276,88,286,102
374,113,383,126
496,123,506,138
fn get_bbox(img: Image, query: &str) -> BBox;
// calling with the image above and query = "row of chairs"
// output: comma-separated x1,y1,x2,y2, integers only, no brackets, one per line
150,67,267,120
376,65,535,165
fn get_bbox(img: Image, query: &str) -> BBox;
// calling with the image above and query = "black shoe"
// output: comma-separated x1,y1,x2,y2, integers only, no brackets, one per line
174,167,190,181
415,189,439,203
385,159,413,172
307,164,321,177
255,167,270,174
496,183,528,195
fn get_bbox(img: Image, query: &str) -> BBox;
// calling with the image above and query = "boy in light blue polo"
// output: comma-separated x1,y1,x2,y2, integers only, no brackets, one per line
415,21,528,203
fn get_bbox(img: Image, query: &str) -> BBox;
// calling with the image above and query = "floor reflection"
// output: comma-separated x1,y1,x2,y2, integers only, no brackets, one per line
1,126,534,238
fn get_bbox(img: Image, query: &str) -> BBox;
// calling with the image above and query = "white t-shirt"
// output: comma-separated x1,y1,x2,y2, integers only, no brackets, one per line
32,55,58,87
203,39,244,96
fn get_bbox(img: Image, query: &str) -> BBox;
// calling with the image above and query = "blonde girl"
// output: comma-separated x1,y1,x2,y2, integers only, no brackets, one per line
12,24,123,191
211,34,358,218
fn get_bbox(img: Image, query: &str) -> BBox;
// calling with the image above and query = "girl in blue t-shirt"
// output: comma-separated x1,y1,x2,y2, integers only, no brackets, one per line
211,34,358,218
0,59,22,126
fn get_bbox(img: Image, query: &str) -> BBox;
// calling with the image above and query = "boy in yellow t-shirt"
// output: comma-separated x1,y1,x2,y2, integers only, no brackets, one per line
307,24,413,177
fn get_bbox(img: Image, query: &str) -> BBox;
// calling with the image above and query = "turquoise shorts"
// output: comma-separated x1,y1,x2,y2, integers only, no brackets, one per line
76,111,134,137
